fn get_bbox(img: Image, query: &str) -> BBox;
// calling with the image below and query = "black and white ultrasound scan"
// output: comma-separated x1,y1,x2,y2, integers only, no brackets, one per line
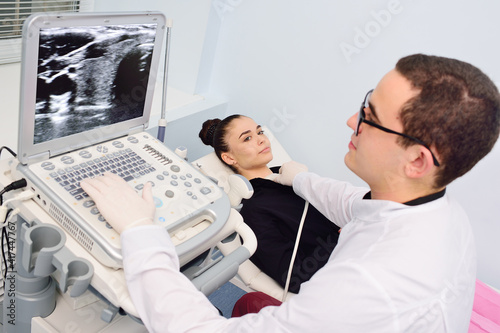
34,23,157,144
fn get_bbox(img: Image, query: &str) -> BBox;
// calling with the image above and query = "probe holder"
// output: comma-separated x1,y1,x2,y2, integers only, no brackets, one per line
20,221,94,296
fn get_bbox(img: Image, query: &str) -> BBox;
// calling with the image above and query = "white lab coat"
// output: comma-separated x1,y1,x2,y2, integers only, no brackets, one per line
122,172,476,332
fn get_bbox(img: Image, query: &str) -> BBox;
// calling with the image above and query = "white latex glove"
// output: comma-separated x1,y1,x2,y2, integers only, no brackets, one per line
273,161,308,186
81,172,156,234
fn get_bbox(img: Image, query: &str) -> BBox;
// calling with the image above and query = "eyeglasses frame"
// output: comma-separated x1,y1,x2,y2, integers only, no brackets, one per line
356,89,440,167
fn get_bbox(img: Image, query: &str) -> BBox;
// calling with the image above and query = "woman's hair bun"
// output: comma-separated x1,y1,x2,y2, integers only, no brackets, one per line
199,118,221,147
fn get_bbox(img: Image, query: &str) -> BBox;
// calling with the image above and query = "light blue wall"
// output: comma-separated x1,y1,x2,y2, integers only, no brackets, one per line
95,0,500,289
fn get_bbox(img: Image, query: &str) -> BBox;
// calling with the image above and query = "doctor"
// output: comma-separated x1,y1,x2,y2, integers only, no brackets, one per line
81,53,500,332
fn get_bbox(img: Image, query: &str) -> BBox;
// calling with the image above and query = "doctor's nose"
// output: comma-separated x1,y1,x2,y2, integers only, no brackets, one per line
347,113,358,132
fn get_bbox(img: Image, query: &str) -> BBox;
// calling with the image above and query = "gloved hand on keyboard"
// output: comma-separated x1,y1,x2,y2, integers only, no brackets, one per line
273,161,308,186
81,172,156,234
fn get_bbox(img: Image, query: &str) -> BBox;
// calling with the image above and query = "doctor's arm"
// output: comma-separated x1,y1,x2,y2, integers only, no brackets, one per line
80,174,229,331
275,162,366,228
80,173,277,332
81,173,393,332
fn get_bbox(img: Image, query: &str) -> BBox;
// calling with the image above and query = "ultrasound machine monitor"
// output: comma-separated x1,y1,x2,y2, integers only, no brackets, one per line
15,12,230,269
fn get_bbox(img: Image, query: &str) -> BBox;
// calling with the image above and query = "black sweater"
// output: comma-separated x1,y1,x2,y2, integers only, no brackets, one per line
239,168,340,293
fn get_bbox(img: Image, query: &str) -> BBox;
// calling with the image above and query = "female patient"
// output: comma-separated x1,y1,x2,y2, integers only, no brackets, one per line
199,114,340,293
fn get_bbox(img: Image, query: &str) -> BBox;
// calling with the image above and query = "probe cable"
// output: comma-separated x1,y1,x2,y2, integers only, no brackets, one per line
0,146,22,292
0,178,30,288
282,200,309,302
0,179,28,205
0,146,17,159
1,217,13,287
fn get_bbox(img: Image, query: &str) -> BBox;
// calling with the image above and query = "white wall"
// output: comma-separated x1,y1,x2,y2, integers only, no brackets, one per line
0,0,498,288
207,0,500,288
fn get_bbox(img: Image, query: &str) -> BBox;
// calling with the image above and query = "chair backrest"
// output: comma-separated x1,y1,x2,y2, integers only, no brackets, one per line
191,126,295,300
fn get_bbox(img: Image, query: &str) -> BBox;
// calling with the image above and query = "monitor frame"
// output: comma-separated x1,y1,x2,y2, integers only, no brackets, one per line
17,11,166,165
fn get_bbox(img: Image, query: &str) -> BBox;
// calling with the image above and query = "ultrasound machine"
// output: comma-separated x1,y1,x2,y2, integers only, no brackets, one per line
0,11,257,332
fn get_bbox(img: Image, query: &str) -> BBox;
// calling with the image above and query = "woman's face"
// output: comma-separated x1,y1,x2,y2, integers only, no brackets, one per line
221,117,273,173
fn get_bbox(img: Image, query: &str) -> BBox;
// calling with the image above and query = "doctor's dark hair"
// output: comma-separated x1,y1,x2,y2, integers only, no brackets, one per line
395,54,500,189
199,114,243,172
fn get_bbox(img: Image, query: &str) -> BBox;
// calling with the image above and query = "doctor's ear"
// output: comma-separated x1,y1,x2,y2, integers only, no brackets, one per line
405,146,435,179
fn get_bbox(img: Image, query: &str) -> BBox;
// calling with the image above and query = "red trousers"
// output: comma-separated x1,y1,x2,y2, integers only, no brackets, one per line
232,292,283,317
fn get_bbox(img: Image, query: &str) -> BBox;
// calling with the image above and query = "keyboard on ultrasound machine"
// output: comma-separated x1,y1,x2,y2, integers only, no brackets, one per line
20,131,230,269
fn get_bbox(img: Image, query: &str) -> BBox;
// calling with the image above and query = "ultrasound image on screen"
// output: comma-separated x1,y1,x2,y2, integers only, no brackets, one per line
34,23,157,144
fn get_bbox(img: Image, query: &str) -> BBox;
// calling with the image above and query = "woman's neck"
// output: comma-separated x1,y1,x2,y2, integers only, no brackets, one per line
239,166,273,180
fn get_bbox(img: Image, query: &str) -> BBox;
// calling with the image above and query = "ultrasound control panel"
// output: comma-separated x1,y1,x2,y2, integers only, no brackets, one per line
18,131,230,268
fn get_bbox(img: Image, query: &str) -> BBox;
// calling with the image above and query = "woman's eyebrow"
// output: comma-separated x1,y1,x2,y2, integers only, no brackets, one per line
238,130,251,139
239,125,262,139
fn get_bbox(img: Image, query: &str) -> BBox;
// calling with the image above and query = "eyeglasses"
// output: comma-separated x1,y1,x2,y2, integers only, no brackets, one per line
356,89,440,167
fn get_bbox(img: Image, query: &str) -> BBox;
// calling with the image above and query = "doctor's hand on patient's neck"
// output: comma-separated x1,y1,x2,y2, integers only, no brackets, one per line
81,172,156,234
273,161,308,187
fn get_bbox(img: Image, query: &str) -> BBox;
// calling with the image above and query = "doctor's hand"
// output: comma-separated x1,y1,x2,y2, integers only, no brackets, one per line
273,161,308,186
80,172,156,234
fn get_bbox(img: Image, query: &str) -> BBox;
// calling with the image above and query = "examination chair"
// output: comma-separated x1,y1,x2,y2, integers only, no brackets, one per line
192,126,295,301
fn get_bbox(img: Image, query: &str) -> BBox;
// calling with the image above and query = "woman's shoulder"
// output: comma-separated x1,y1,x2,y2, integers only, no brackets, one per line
247,176,297,203
247,166,281,186
249,171,289,191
